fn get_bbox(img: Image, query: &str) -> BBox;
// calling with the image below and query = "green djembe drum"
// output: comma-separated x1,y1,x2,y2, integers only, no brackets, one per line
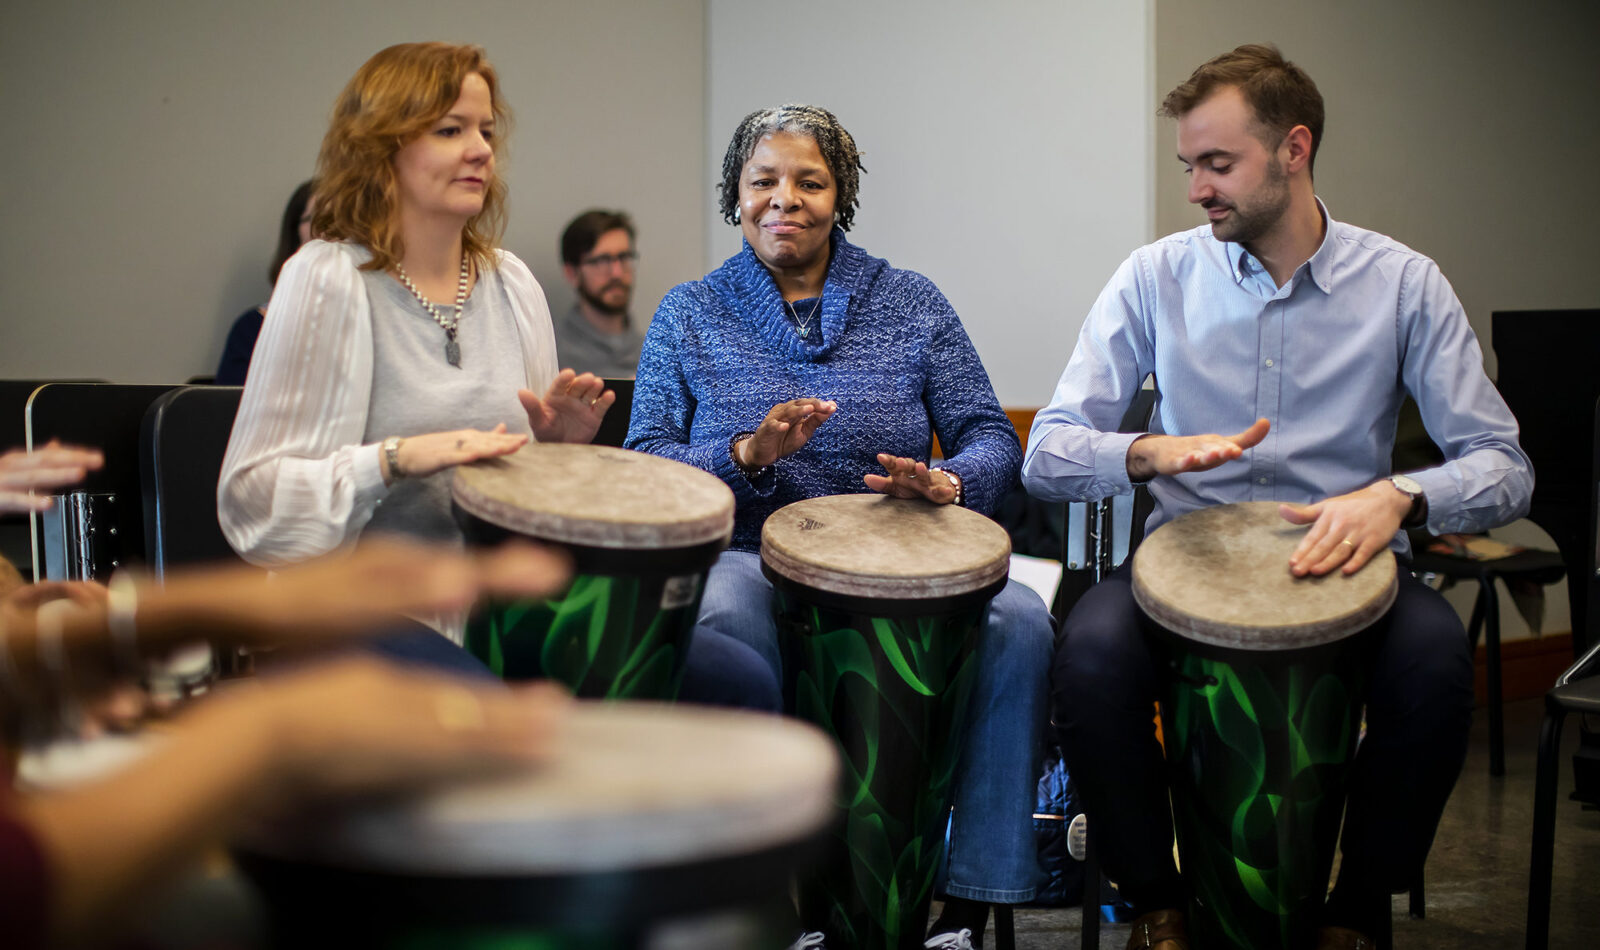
452,444,733,699
1131,502,1397,950
235,702,839,949
761,494,1012,950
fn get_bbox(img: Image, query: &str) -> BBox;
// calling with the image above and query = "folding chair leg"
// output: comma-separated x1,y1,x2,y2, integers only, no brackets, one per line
1525,702,1567,950
1408,870,1425,919
1484,579,1506,777
1082,830,1101,949
993,905,1014,950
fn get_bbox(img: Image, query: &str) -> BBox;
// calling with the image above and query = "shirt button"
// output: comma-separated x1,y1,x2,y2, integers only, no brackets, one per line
1264,359,1274,367
1258,477,1269,485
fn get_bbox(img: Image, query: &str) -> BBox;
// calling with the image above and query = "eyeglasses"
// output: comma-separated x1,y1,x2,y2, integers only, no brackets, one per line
579,251,639,272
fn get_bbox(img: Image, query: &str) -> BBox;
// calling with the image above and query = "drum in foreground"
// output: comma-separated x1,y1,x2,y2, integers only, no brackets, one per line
453,444,734,699
761,494,1011,950
236,701,838,949
1132,501,1397,950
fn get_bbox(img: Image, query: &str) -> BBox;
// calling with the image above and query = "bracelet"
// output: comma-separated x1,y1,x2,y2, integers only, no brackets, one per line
931,467,965,507
107,569,143,674
383,436,406,482
729,430,771,480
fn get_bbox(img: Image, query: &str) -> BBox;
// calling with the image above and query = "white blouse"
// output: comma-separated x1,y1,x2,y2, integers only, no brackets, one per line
217,240,559,568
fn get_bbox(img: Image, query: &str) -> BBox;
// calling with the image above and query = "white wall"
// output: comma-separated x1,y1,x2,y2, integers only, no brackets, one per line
707,0,1154,407
0,0,706,383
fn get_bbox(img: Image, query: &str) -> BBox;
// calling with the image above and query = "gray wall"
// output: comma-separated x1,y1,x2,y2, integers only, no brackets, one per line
708,0,1154,408
1153,0,1600,376
0,0,707,383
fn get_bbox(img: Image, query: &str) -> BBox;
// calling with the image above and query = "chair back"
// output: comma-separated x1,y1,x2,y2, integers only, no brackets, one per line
25,382,180,580
140,386,245,577
591,377,636,449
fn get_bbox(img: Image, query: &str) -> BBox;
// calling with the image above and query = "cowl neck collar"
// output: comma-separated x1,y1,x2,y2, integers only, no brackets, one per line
719,228,868,361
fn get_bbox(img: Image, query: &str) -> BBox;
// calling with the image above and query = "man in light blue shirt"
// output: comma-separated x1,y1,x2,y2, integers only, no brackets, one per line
1023,45,1530,950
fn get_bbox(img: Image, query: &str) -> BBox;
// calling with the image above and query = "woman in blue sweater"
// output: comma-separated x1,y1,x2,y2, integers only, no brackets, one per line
626,104,1051,950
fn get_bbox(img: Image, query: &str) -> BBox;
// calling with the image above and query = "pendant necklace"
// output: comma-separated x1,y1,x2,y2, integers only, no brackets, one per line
783,296,822,340
395,255,470,367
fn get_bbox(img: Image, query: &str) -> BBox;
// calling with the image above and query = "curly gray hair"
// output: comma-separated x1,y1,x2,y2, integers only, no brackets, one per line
717,104,865,231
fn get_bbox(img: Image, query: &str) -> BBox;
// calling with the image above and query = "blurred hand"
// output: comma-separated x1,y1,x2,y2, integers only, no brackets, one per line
246,658,572,799
519,370,615,444
1280,481,1411,577
863,453,958,505
0,441,104,512
389,425,527,483
156,539,573,646
735,399,837,470
1125,418,1270,481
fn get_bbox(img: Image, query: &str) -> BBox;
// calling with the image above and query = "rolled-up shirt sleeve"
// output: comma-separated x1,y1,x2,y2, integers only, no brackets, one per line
217,242,387,567
1023,253,1155,502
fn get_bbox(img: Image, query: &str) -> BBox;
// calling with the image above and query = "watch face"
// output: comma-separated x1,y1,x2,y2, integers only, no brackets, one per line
1391,474,1423,495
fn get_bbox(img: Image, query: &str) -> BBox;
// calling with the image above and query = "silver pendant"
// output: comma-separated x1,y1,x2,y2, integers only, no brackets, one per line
798,326,808,339
445,336,461,367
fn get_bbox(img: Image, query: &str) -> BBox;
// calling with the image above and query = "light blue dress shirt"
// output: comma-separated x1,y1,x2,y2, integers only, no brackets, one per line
1022,202,1532,556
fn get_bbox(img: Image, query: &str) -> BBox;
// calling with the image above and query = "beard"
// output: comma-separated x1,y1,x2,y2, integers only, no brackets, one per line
578,279,631,318
1206,155,1290,245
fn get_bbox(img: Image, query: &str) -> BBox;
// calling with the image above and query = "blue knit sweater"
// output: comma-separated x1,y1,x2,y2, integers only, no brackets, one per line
626,230,1020,552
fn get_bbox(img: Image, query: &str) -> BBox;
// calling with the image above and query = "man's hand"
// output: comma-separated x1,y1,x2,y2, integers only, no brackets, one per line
519,370,616,445
0,441,104,513
1280,480,1412,576
1126,418,1269,481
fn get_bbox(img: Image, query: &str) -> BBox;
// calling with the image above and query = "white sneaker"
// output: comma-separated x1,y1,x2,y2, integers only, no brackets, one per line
787,932,827,950
924,928,975,949
1067,812,1089,861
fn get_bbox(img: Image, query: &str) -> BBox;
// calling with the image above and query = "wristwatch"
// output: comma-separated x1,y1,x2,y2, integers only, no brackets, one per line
383,436,406,481
1388,474,1425,527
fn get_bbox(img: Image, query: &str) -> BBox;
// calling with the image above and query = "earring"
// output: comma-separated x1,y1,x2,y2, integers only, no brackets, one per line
734,207,741,222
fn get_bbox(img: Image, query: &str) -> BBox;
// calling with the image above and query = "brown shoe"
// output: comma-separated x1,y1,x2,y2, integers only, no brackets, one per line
1314,925,1377,949
1125,908,1189,950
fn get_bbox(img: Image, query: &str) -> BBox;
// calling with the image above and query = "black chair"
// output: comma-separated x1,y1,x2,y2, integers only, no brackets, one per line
1524,395,1600,950
1492,309,1600,658
24,382,180,581
591,377,635,449
139,386,245,575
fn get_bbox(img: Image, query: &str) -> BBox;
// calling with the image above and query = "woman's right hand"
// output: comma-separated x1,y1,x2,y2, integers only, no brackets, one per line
734,398,838,470
245,659,572,800
0,440,104,513
385,424,528,483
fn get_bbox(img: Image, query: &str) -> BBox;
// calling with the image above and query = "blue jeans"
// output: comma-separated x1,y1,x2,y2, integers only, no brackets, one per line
697,550,1053,903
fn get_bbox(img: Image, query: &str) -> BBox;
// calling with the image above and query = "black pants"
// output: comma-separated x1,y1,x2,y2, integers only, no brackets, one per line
1053,565,1473,933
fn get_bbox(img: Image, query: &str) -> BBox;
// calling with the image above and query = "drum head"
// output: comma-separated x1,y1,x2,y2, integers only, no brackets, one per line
452,444,734,549
1132,501,1397,651
240,702,837,876
761,494,1011,600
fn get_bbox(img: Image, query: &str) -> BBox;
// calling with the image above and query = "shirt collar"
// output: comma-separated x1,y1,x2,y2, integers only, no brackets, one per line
1222,197,1337,294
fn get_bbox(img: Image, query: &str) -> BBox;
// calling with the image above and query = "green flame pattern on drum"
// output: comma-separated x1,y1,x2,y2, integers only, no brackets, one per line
778,593,983,950
1162,651,1366,950
466,573,700,700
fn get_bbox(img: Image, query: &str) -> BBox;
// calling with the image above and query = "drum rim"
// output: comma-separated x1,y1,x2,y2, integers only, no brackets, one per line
760,494,1012,600
451,444,735,550
1131,502,1400,651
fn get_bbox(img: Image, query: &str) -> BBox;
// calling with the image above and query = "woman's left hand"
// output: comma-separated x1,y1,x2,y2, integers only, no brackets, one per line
863,453,959,505
519,370,616,444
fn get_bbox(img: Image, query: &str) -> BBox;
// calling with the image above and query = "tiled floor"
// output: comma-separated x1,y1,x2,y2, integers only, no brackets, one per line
973,695,1600,949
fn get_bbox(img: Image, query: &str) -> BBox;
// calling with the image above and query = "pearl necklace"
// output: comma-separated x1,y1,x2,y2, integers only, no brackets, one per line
395,255,470,367
784,296,822,339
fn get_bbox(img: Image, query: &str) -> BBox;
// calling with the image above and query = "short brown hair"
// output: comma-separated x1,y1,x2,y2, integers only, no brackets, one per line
311,43,511,273
560,210,635,267
1160,44,1324,174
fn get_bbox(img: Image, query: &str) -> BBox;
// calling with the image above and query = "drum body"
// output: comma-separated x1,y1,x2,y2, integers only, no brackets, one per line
762,495,1011,950
236,702,838,949
1132,502,1398,950
453,444,734,699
